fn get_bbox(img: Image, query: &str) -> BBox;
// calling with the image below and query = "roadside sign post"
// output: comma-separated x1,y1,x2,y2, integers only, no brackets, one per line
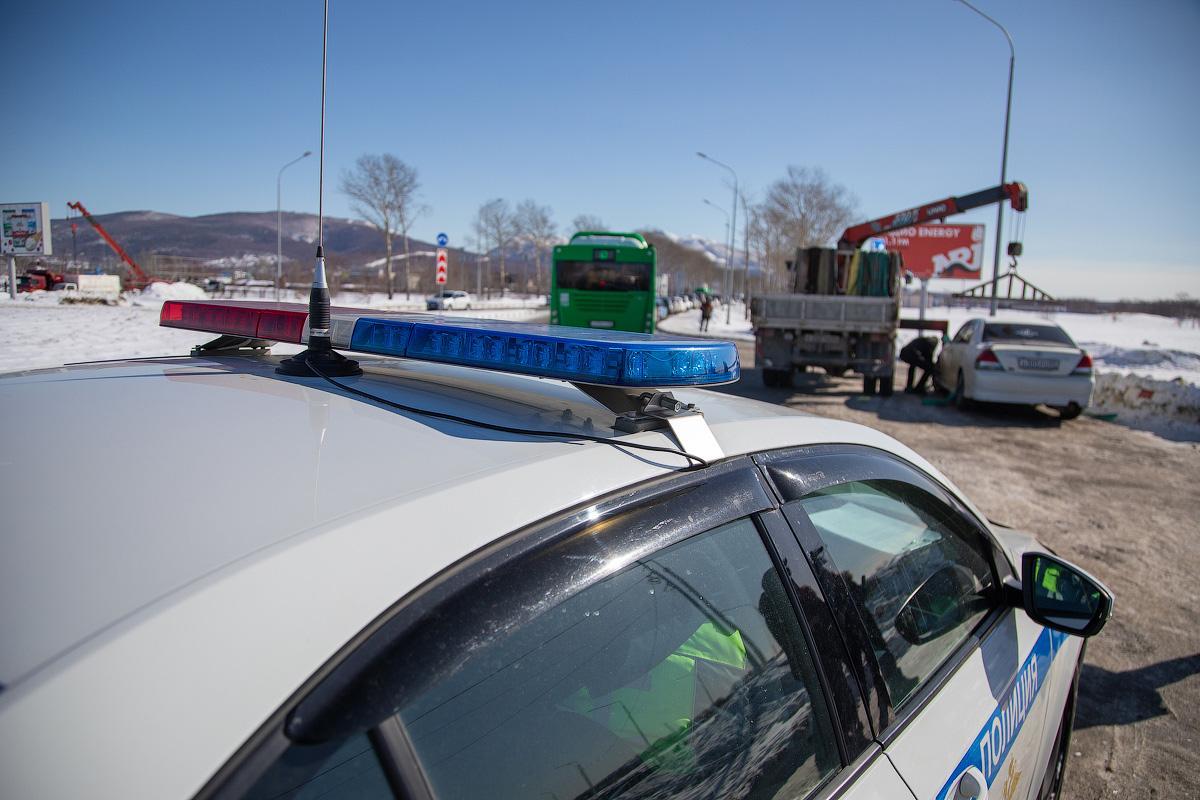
436,248,448,285
2,202,53,299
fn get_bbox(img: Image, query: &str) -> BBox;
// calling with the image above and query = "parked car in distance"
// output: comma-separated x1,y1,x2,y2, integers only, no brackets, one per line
426,290,473,311
935,318,1094,419
655,296,670,321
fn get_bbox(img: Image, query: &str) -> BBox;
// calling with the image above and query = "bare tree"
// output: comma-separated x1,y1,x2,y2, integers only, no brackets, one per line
516,199,557,293
570,214,606,233
476,198,517,296
340,154,421,300
761,165,857,251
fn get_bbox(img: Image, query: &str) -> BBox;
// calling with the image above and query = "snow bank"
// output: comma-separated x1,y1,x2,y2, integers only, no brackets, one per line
132,281,208,304
1091,372,1200,439
0,289,61,307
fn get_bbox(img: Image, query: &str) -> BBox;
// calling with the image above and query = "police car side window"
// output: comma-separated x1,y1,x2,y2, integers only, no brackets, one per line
796,480,996,710
393,518,841,800
953,323,975,344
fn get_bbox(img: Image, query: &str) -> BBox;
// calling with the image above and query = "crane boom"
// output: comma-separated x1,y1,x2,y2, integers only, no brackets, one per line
838,182,1028,249
67,201,152,288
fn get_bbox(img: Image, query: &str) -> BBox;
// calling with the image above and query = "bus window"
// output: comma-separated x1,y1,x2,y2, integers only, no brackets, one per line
555,261,651,292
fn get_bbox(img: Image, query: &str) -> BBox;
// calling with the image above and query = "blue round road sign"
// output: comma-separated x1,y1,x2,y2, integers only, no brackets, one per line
436,232,449,247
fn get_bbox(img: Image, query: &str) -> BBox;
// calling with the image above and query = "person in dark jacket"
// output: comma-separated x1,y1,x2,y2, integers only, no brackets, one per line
899,335,939,393
699,293,714,332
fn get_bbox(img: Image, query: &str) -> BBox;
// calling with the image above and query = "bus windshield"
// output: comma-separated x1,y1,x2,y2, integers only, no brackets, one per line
555,261,651,292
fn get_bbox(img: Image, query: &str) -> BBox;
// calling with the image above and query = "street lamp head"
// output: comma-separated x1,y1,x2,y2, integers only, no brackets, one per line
696,151,707,159
302,150,313,157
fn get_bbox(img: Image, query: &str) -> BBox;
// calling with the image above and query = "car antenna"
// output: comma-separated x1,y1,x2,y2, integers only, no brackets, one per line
278,0,362,378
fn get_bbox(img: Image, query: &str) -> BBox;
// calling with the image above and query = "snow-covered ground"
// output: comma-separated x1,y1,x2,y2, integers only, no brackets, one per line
659,301,1200,439
4,289,1197,440
0,285,548,374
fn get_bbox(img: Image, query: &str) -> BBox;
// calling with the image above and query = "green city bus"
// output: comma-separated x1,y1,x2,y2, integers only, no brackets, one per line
550,231,657,333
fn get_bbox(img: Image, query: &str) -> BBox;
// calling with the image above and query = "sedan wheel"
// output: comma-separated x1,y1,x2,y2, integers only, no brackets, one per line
1055,402,1083,420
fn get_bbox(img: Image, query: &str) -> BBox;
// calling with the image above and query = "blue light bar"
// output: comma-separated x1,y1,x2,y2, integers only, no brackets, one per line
347,316,739,387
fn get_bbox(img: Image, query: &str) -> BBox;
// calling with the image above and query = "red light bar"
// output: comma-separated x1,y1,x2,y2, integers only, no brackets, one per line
160,301,308,343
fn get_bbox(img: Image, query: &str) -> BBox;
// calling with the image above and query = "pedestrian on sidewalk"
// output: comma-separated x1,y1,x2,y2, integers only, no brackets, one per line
699,292,714,332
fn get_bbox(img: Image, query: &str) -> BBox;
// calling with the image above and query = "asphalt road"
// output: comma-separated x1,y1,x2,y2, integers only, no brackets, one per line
717,351,1200,800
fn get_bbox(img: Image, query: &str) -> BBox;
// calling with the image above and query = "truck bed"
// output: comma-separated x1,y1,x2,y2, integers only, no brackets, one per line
751,293,899,334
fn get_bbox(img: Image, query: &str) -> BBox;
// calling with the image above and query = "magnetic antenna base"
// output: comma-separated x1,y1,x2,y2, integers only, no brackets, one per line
276,346,362,377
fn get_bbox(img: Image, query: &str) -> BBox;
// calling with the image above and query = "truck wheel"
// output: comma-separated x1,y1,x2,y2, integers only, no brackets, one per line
880,374,894,397
862,375,877,395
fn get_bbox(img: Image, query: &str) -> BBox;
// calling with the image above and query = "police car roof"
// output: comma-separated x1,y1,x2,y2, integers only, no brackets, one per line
0,351,959,798
0,352,923,689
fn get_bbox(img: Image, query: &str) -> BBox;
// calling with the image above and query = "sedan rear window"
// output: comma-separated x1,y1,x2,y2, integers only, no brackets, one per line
982,323,1074,346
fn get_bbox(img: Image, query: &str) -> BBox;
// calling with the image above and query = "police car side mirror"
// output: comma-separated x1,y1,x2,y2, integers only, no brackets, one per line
1020,552,1113,638
894,563,988,646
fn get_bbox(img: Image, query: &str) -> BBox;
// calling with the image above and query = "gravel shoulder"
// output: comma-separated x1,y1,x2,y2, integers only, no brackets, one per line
717,362,1200,800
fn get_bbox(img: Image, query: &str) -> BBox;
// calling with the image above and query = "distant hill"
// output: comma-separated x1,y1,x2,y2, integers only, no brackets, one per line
42,209,751,294
51,210,415,271
46,208,497,291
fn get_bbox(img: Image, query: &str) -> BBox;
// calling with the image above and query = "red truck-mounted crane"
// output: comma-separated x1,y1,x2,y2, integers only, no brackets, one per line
750,181,1030,395
838,182,1028,249
67,201,155,289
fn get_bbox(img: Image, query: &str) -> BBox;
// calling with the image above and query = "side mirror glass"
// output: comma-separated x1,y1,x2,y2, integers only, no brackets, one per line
1021,552,1112,638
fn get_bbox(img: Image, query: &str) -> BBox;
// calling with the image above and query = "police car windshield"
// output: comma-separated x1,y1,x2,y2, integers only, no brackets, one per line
982,324,1074,346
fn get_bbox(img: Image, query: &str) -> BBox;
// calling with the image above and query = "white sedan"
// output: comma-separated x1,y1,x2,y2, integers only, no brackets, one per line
425,289,472,310
936,318,1094,419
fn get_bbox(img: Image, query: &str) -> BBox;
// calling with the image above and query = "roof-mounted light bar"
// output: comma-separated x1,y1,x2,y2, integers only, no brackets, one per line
160,300,308,342
160,301,740,388
348,316,738,387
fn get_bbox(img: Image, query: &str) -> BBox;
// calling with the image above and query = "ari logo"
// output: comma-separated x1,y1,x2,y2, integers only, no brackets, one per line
1002,759,1022,800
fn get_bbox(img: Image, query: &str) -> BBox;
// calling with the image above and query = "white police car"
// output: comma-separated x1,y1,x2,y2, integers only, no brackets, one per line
0,300,1111,800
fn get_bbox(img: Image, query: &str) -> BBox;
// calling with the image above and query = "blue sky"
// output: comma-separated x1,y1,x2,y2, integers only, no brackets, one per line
8,0,1199,299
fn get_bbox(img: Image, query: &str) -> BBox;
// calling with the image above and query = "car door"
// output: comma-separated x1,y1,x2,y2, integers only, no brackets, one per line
939,321,976,385
759,446,1059,800
205,459,916,800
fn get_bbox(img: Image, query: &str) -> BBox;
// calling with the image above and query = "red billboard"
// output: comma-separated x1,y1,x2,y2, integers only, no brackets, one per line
877,223,985,280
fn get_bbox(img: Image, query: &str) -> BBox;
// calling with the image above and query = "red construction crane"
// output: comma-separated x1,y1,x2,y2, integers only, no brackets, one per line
67,201,154,289
838,182,1028,250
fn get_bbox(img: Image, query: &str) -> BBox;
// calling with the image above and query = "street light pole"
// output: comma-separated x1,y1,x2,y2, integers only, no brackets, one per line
697,152,738,324
702,199,731,298
276,150,312,301
955,0,1014,317
739,192,751,319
